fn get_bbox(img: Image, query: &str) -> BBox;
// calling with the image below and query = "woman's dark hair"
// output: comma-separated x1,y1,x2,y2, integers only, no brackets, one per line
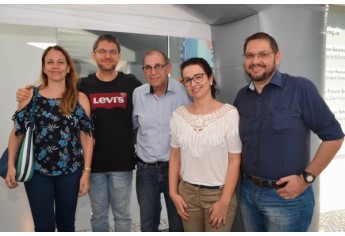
180,57,219,98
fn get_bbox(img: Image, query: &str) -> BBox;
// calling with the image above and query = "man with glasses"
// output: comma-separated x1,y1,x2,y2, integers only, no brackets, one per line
132,49,190,231
234,32,344,231
77,34,142,232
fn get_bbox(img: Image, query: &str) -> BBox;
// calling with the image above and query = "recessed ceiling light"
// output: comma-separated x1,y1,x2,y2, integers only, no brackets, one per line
27,42,56,50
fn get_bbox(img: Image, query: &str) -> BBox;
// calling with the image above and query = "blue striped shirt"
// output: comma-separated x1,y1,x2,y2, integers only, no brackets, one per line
133,78,191,163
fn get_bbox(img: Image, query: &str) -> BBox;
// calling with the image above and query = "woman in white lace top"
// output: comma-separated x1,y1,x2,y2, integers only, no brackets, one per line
169,57,242,232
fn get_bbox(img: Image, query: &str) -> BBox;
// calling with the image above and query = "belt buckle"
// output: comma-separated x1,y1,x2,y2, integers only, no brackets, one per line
258,178,264,187
258,178,267,187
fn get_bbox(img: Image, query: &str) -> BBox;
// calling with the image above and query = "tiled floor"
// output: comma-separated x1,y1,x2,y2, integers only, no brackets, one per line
80,210,345,232
319,209,345,232
131,218,169,232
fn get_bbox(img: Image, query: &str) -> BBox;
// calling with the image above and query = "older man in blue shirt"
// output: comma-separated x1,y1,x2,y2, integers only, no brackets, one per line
133,49,190,232
234,32,344,232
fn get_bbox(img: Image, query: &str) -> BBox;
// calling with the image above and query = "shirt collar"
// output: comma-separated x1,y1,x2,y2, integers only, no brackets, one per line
148,77,174,94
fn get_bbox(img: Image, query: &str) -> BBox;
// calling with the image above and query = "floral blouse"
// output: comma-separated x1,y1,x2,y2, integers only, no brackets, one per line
13,92,94,176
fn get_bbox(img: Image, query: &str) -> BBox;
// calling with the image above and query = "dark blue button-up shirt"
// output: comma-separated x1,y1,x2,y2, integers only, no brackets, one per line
234,70,344,180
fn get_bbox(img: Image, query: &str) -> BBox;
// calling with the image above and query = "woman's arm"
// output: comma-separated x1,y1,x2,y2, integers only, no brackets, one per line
169,147,189,221
208,152,241,227
6,126,24,189
6,88,34,188
77,92,93,197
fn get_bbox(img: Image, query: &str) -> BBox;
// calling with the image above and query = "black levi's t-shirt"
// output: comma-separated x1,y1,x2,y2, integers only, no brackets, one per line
78,72,142,172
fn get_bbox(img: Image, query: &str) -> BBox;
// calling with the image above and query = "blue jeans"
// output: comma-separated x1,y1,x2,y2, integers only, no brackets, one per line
239,178,314,232
24,171,82,232
136,161,183,232
89,171,133,232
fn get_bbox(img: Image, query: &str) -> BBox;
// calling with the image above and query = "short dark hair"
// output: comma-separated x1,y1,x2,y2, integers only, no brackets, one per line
142,49,170,65
244,32,279,54
93,34,121,53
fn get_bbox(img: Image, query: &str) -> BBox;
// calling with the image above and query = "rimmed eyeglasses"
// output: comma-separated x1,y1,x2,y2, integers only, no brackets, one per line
243,51,275,60
142,63,168,72
94,49,119,56
182,73,206,87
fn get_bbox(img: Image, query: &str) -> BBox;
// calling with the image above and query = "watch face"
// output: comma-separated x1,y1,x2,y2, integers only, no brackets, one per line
306,175,314,182
303,172,315,183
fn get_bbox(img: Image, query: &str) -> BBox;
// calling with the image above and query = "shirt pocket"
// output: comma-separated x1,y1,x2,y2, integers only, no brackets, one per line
270,109,302,132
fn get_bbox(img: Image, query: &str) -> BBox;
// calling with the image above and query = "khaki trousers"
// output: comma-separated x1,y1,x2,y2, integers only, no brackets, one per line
178,181,237,232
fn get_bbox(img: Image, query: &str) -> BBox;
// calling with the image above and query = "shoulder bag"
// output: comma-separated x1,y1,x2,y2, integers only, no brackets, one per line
0,87,38,182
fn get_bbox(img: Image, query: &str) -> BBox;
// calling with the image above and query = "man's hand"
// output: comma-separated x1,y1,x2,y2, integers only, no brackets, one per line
16,85,32,102
276,174,308,199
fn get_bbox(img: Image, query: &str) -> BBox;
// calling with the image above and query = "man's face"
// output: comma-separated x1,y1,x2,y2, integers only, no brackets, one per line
142,51,171,90
243,39,280,83
92,40,121,72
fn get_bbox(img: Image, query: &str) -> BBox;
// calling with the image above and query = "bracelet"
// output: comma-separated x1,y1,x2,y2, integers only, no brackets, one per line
84,167,91,171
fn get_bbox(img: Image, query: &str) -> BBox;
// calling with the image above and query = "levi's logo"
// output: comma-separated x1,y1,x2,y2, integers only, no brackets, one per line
90,93,127,110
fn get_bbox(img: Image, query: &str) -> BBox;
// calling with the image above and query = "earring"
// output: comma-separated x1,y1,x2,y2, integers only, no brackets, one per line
210,82,213,85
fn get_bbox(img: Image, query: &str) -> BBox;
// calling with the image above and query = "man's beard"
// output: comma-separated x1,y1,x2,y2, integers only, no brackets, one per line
98,63,116,72
246,63,276,83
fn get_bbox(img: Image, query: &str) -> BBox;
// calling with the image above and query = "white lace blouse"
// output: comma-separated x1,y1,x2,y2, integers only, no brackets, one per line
170,103,242,186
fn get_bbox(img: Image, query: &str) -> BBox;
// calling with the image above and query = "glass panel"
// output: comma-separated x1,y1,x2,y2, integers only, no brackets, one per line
56,28,214,84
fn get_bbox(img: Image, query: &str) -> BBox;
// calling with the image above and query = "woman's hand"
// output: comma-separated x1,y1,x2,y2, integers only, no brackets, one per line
208,200,229,228
5,167,19,189
78,173,90,197
171,193,189,221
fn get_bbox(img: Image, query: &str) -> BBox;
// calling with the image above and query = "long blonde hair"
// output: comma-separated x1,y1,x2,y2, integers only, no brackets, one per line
39,45,78,115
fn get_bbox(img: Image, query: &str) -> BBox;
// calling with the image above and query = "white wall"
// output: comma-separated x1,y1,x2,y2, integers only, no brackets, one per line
0,24,57,231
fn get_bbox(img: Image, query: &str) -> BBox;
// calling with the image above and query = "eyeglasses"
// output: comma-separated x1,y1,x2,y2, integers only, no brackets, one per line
182,73,206,87
94,49,119,56
142,63,168,72
243,51,275,60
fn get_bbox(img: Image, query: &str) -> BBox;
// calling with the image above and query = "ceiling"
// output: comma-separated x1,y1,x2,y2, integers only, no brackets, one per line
56,4,270,66
176,4,270,25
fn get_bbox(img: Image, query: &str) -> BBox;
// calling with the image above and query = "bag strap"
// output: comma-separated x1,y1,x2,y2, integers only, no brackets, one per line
28,87,38,128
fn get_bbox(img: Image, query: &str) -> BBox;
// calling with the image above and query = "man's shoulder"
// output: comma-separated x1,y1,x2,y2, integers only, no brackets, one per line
119,72,142,87
282,73,315,88
169,78,187,93
119,71,136,79
78,73,97,90
80,72,96,79
133,82,149,94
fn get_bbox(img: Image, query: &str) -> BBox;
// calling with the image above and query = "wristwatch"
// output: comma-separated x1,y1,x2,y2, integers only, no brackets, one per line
302,171,316,184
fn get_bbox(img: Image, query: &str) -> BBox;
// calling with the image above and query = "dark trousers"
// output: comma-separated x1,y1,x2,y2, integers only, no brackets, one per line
136,161,184,232
24,171,82,232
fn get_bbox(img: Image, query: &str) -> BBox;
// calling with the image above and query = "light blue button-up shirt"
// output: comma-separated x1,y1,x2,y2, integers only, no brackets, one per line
133,78,191,163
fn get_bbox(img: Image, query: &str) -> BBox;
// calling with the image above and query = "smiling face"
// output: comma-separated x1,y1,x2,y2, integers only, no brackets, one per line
244,39,281,84
181,64,213,100
142,50,172,93
92,40,121,72
43,49,70,83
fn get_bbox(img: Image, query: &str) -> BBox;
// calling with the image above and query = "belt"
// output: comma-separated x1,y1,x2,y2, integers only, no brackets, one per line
136,157,169,168
185,181,223,190
244,173,287,188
